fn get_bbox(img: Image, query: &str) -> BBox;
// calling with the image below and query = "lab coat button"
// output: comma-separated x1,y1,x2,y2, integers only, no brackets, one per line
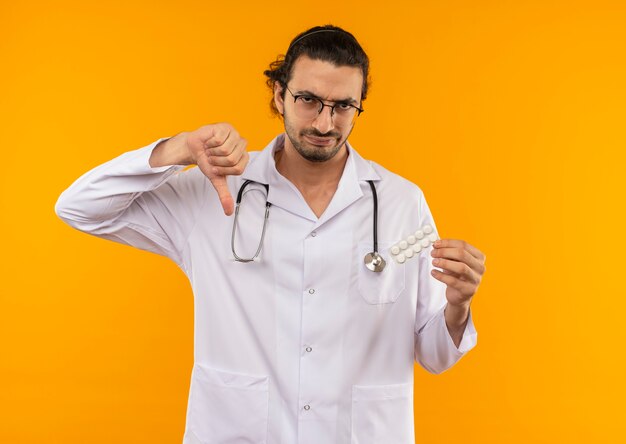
407,235,416,245
308,288,315,294
420,238,430,248
311,231,317,237
304,405,311,410
415,229,424,239
404,248,414,258
306,346,312,352
399,240,408,250
423,224,433,234
390,245,400,255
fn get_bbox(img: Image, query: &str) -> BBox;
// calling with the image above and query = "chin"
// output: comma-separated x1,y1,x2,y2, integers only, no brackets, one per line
303,139,345,163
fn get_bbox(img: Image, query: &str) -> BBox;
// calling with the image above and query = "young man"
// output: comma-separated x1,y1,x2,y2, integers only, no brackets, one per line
56,25,485,444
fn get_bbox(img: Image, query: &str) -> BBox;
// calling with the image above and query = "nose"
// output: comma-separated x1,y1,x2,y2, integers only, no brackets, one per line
312,105,335,134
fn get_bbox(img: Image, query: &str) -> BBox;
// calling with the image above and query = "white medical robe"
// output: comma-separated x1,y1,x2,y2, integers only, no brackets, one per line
55,133,477,444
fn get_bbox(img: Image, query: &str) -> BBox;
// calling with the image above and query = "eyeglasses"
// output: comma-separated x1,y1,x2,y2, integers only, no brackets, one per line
285,86,364,125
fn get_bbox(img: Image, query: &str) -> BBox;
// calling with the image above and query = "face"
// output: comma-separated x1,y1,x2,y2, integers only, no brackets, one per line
274,55,363,163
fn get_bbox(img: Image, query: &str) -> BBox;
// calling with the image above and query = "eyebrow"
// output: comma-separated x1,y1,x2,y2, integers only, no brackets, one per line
294,89,359,105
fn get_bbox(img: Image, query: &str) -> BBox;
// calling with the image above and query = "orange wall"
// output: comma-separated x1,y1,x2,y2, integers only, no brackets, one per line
1,1,625,442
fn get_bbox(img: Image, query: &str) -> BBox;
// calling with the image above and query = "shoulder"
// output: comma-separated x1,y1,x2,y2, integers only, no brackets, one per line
360,158,438,233
366,159,426,207
349,143,425,201
248,150,262,161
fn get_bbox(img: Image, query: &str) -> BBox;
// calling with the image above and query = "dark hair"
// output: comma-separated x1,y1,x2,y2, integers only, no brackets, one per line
263,24,371,117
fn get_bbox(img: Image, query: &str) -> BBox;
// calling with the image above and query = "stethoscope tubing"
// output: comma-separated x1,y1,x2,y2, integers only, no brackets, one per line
231,180,271,262
231,179,383,270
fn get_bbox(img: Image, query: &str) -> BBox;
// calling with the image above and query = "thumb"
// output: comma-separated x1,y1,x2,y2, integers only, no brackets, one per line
210,175,234,216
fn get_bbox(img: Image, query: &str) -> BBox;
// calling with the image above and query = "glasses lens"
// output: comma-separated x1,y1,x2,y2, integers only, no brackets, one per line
333,105,358,125
293,96,360,125
294,97,321,120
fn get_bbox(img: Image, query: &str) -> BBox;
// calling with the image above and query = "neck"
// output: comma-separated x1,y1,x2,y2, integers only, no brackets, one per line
274,136,349,218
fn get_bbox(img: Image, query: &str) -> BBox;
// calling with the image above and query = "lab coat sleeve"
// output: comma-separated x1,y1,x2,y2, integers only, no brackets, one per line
54,137,206,268
413,192,478,374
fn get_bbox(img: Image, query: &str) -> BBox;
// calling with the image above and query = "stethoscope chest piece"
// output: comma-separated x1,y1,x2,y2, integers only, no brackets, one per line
364,252,386,272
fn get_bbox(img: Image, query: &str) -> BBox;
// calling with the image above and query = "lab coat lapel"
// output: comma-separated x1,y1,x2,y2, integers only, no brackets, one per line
312,140,381,230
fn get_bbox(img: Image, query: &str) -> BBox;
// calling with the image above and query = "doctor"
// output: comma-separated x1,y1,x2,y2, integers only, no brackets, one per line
56,25,486,444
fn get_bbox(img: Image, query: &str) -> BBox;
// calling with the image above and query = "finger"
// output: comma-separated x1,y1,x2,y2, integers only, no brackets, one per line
207,139,248,167
202,123,232,149
210,150,249,176
209,175,234,216
433,258,479,284
190,124,228,150
206,131,241,157
434,263,463,280
432,246,485,275
433,249,481,280
434,239,485,262
212,164,247,177
431,269,474,293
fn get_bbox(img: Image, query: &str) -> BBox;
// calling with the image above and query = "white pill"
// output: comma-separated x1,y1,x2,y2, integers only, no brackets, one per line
396,253,406,264
405,248,414,258
390,245,400,255
420,238,430,248
407,235,416,245
412,243,422,253
415,230,424,239
423,225,433,234
399,240,408,250
428,233,438,242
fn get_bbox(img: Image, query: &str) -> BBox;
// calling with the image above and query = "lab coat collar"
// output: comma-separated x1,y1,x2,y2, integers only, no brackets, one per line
242,133,380,225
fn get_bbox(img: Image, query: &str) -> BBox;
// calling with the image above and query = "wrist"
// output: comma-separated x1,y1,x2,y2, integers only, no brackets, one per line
444,301,471,328
447,299,471,310
149,132,194,167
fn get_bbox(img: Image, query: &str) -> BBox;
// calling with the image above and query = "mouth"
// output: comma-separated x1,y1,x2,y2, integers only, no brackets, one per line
304,134,336,146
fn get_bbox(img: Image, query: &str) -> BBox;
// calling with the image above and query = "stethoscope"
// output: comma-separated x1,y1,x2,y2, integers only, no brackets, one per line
231,180,386,272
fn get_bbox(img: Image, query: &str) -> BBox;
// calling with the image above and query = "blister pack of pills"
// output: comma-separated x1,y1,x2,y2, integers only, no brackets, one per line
389,224,439,264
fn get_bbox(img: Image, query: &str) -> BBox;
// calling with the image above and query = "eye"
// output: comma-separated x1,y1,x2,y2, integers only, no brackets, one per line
335,103,353,113
299,96,315,103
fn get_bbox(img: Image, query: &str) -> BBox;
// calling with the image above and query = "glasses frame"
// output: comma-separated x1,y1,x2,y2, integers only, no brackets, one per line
285,85,364,124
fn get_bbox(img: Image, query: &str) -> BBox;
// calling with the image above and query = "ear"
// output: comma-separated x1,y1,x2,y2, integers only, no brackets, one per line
273,81,285,116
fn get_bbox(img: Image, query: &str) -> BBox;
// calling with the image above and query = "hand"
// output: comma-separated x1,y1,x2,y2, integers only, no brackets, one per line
430,239,486,307
185,123,249,216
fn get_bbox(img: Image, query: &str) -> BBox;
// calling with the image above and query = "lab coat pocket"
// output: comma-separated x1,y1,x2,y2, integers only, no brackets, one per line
351,382,414,444
357,241,405,304
187,363,269,444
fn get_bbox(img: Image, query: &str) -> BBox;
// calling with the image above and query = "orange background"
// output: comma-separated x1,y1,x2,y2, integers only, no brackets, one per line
2,0,625,443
